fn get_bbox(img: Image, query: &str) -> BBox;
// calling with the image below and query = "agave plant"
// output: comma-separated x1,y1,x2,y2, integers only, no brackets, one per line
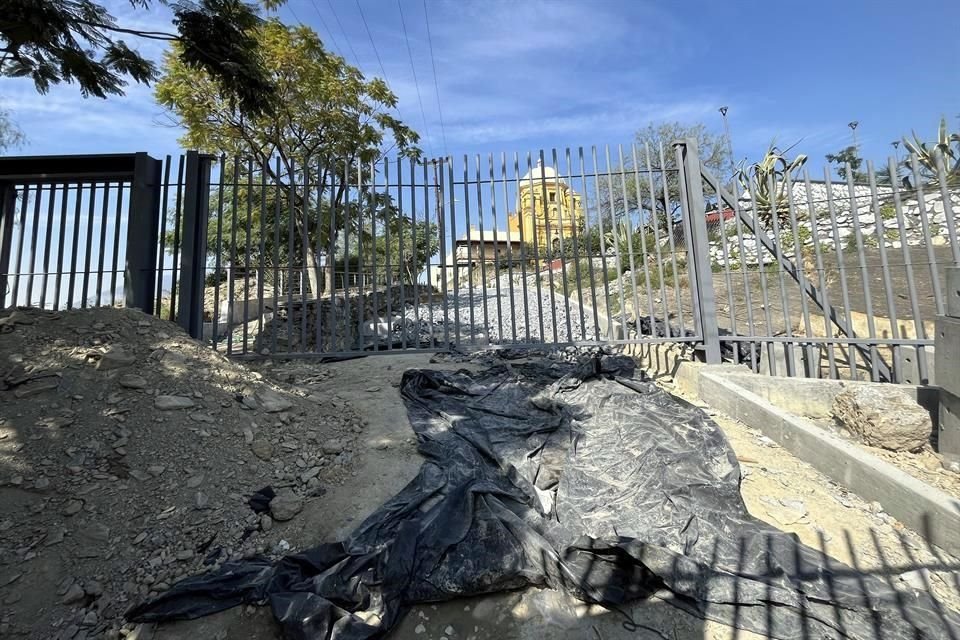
902,117,960,185
736,145,808,229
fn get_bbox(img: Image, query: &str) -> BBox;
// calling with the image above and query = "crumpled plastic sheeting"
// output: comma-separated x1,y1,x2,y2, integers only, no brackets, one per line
128,354,960,639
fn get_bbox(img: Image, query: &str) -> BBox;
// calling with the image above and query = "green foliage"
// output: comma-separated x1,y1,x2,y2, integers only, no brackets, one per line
1,0,278,115
880,204,896,220
367,218,440,284
0,107,24,151
736,145,807,230
825,145,867,183
597,122,733,231
902,117,960,185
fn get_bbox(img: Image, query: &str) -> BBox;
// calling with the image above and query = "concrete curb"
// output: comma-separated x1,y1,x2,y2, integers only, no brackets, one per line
689,366,960,557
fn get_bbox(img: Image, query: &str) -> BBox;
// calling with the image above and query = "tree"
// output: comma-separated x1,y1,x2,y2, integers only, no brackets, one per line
369,218,440,285
825,145,867,183
156,19,420,295
1,0,278,115
597,122,733,236
0,107,25,151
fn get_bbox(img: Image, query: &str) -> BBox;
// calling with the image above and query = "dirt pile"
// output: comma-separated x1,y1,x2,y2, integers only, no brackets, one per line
0,306,363,639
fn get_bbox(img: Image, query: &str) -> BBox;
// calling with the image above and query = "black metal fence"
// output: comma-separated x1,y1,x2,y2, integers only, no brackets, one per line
1,143,958,383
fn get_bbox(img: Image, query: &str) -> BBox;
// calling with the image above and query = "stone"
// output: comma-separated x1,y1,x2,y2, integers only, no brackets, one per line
260,514,274,532
414,624,426,634
81,610,98,626
255,388,293,413
269,490,303,522
931,235,948,247
62,583,85,604
119,374,148,389
34,477,50,490
186,474,204,488
96,348,136,370
299,467,321,483
85,580,103,597
154,395,195,410
251,439,273,461
147,465,166,477
80,522,110,543
129,469,150,482
194,491,209,510
322,439,345,455
64,499,84,516
833,385,932,452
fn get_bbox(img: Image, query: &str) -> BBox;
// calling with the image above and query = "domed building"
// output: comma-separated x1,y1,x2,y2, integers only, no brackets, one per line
507,160,584,252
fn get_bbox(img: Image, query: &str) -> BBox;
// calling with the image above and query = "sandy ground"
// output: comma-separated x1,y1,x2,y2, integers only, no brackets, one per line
139,353,960,640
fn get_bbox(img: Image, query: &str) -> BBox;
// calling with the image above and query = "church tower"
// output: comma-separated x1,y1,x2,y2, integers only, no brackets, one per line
507,160,584,252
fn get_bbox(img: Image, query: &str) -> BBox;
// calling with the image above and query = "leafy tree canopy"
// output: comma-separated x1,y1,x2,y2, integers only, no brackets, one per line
825,145,867,183
0,107,25,152
1,0,280,115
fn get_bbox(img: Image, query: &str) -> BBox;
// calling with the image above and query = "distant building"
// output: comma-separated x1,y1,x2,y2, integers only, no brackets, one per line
429,227,524,290
507,160,584,252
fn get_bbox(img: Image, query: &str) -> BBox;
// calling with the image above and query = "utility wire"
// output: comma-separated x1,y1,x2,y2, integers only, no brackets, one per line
397,0,434,160
324,0,361,63
354,0,391,90
422,0,448,158
304,0,345,57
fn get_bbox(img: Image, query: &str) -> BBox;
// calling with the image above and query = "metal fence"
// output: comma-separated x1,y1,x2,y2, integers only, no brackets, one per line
1,143,958,383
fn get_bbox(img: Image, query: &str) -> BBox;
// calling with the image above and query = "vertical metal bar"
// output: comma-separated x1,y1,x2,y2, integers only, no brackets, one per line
616,145,640,338
341,159,352,352
410,157,421,347
540,150,560,345
488,154,504,343
579,147,602,342
642,144,672,334
785,172,815,375
435,159,450,347
508,152,525,343
867,160,903,381
211,157,226,350
80,182,97,308
730,186,759,371
298,158,309,352
155,156,172,313
630,145,657,336
384,157,393,351
747,176,778,373
475,154,490,344
908,154,943,317
461,154,476,346
714,182,740,363
108,182,124,307
326,161,337,353
178,152,212,340
659,143,687,335
94,181,110,307
362,158,373,350
285,158,296,352
934,150,960,264
397,156,407,350
553,148,574,342
526,153,546,343
448,157,461,346
273,157,282,354
40,183,58,308
0,184,15,309
9,184,32,306
887,156,929,383
54,183,69,310
844,167,880,381
259,159,269,349
226,157,239,355
243,158,254,352
676,139,721,363
766,174,796,376
564,148,587,341
168,155,186,321
502,152,518,343
823,169,857,379
125,153,162,315
25,182,44,305
66,182,82,309
312,157,322,352
591,146,613,339
801,171,839,378
421,158,434,349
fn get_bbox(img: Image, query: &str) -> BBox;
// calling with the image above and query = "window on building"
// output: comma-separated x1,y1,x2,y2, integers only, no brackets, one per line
549,192,556,203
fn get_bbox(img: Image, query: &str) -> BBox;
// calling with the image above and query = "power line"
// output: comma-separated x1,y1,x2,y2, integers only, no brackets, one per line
422,0,448,158
324,0,361,63
396,0,434,159
304,0,344,57
354,0,390,89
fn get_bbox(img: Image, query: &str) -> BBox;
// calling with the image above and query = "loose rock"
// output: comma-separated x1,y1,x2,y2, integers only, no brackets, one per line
269,490,304,522
154,395,196,410
833,385,931,452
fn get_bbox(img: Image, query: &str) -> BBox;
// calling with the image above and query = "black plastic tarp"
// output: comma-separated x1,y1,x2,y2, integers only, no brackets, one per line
128,353,960,639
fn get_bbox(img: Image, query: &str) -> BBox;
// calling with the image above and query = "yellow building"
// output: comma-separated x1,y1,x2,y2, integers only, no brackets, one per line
507,160,584,252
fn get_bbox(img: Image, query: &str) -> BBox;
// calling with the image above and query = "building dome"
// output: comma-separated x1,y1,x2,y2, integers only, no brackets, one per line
520,159,565,185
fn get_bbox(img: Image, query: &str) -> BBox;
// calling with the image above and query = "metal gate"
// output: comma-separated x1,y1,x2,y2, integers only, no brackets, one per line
192,144,707,358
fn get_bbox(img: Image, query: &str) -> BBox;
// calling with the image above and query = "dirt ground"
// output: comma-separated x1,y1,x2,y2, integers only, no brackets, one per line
136,352,957,640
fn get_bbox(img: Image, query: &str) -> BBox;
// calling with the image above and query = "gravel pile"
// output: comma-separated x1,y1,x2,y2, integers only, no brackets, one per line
408,271,600,346
0,307,363,639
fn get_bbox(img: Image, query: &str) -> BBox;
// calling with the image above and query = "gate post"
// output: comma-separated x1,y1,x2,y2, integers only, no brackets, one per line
678,138,721,364
0,184,16,304
177,151,213,339
125,153,163,314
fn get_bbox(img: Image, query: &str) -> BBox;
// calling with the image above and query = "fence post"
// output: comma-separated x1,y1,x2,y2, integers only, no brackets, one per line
0,184,16,304
125,153,162,314
177,151,213,339
678,138,721,364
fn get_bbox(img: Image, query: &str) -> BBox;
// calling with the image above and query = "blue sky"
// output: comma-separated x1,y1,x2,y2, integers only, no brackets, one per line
2,0,958,177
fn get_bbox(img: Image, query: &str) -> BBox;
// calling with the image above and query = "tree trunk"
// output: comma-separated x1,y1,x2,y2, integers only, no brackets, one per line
294,208,321,298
